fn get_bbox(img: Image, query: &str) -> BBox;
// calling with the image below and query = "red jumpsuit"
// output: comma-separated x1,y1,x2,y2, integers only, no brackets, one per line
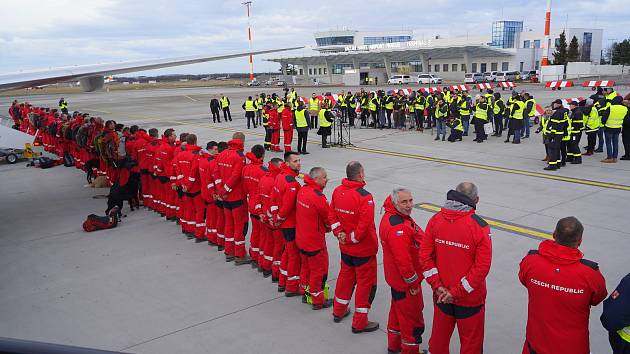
281,109,294,152
268,108,281,151
213,139,248,258
146,138,161,211
155,137,175,216
172,144,187,224
328,178,379,330
380,196,426,354
296,175,331,305
421,192,492,354
255,162,282,275
271,164,301,292
519,240,607,354
179,144,204,237
241,152,267,263
198,153,217,244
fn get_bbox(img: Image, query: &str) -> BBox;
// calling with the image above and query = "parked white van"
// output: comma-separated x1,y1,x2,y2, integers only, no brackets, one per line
387,75,414,85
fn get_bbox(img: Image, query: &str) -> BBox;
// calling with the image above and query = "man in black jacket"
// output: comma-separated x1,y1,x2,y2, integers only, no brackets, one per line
210,97,221,123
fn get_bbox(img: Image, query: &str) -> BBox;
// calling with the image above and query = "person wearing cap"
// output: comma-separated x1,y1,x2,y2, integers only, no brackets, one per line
544,99,570,170
505,94,525,144
522,93,537,139
600,96,629,163
583,99,602,156
567,101,585,164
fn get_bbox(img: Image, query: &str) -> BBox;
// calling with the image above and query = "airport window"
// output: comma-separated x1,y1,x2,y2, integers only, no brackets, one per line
359,63,371,69
409,61,422,72
502,62,509,71
491,62,498,71
299,68,303,75
363,36,412,45
434,64,440,72
390,61,407,69
533,40,541,48
535,60,540,70
461,64,466,72
333,64,353,74
480,63,487,72
323,68,327,74
373,63,385,69
519,62,524,71
582,32,593,61
471,63,477,72
315,36,354,46
491,20,523,48
318,68,322,75
309,68,313,76
443,64,449,72
452,64,458,72
523,40,530,48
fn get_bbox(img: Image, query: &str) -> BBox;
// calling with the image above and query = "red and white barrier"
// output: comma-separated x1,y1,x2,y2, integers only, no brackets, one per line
545,80,574,89
534,104,545,117
475,83,494,90
582,80,615,88
450,84,470,91
419,87,442,94
498,82,516,89
561,97,585,108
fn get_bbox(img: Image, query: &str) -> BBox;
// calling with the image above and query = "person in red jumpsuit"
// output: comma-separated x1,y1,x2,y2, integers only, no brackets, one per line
420,182,492,354
125,125,141,210
255,157,283,279
380,188,426,354
241,145,267,268
214,132,251,265
199,141,219,245
296,167,332,309
172,133,189,226
271,151,302,295
179,134,204,239
328,161,380,333
268,104,281,152
281,102,294,152
519,216,607,354
137,128,159,210
155,129,177,218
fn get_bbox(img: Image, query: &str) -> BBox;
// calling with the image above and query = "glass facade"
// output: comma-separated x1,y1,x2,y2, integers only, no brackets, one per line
363,36,412,45
523,40,530,48
533,40,541,48
333,63,354,74
315,36,354,46
582,32,593,60
491,21,523,48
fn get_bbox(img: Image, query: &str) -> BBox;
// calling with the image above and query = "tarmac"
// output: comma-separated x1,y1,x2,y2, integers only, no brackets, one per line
1,84,629,353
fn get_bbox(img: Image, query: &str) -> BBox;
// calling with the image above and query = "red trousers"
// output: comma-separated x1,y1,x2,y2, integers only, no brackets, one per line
260,227,283,275
215,202,225,247
333,255,377,330
283,129,293,152
259,225,272,271
155,178,168,215
279,228,300,292
141,173,153,208
149,176,160,211
299,248,329,305
164,184,177,219
182,193,202,234
205,201,218,244
175,190,184,221
428,302,485,354
271,129,281,151
387,288,425,354
223,201,248,258
193,195,206,239
249,216,262,262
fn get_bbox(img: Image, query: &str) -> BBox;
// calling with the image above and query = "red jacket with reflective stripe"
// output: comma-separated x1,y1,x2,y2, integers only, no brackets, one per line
267,108,280,130
271,164,301,228
296,176,331,252
518,240,607,354
420,193,492,307
179,144,202,193
134,131,150,171
281,109,294,131
213,139,246,202
379,196,424,292
198,152,214,203
156,137,176,178
255,162,281,225
242,152,267,213
328,178,378,257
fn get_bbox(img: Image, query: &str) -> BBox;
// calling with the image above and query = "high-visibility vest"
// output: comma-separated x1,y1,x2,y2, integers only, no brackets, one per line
493,100,503,115
385,96,394,110
444,91,451,103
511,101,525,119
408,99,415,113
484,94,494,109
563,113,572,141
309,98,319,110
550,110,569,136
585,108,601,132
244,100,255,112
435,105,447,119
276,99,285,113
319,109,332,127
525,98,537,117
541,115,549,135
295,109,308,128
605,91,618,102
368,98,377,111
606,105,628,129
347,95,356,108
619,327,630,343
220,97,230,108
59,100,67,109
415,96,425,110
453,117,464,132
262,112,269,126
459,100,470,116
474,103,488,121
254,98,263,109
339,94,347,107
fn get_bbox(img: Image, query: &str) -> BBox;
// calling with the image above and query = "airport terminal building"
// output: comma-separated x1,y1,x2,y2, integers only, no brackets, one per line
267,23,602,84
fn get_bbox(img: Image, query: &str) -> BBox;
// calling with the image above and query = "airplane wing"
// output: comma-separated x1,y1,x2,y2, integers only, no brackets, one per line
0,46,302,92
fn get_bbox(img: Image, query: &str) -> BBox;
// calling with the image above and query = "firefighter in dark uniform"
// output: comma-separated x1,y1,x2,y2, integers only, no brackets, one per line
567,101,585,164
544,99,569,171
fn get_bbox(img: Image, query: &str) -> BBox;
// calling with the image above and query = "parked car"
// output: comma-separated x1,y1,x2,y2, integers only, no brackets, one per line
416,74,442,84
520,70,538,80
495,71,518,82
464,73,485,83
485,71,498,82
388,74,414,85
247,79,260,87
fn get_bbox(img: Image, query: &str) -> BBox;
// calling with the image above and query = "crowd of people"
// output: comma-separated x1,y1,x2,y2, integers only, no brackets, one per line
229,86,629,169
6,97,630,353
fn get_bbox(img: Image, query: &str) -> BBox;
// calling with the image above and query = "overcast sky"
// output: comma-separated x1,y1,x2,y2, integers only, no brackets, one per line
1,0,628,76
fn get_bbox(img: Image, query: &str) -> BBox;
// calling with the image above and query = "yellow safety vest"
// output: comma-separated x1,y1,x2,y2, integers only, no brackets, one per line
511,101,525,120
459,100,470,116
585,108,601,132
415,96,425,110
309,98,319,110
368,98,377,111
385,97,394,110
59,100,67,109
453,117,464,132
619,327,630,343
541,115,549,135
605,91,618,102
254,98,263,109
319,109,332,127
295,109,308,128
606,105,628,129
220,97,229,108
244,100,255,112
474,103,488,121
339,94,347,107
525,98,537,117
436,105,447,119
